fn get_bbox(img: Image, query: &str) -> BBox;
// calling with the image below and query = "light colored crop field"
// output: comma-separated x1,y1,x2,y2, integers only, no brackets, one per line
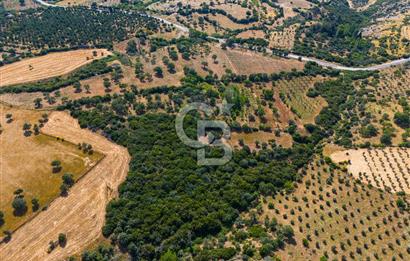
0,104,103,232
274,76,328,124
0,110,130,261
217,47,305,75
331,148,410,194
0,49,111,87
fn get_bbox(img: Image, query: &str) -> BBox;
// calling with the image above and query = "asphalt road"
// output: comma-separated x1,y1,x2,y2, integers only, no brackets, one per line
32,0,410,71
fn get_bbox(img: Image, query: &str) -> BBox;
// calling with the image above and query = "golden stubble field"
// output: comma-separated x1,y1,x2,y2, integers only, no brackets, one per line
0,49,111,87
0,109,130,261
0,104,103,233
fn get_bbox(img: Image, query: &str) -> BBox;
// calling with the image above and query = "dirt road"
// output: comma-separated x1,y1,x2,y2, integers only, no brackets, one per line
0,111,130,261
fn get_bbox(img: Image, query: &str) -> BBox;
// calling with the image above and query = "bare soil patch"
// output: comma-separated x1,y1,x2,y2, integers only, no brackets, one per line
0,49,111,87
0,111,130,261
331,148,410,194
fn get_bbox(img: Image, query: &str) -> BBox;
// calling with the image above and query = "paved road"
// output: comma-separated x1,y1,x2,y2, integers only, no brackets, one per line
32,0,410,71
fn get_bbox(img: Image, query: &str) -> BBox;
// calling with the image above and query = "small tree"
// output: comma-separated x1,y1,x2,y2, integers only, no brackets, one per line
12,196,27,216
84,84,91,94
126,40,138,55
58,233,67,247
34,98,43,109
62,173,75,187
32,198,40,212
51,160,62,173
60,184,69,196
154,66,163,78
0,210,4,226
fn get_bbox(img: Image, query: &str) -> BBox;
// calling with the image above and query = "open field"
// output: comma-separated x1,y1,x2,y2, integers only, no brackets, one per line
218,47,305,75
230,131,293,151
277,0,313,18
0,104,103,232
331,148,410,194
3,0,39,10
0,111,130,261
0,49,111,87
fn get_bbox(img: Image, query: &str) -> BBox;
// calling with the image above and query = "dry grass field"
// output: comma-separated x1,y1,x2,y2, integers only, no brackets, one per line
217,47,305,75
236,30,266,40
3,0,39,10
331,148,410,194
0,111,130,261
0,104,103,233
277,0,312,18
230,131,293,151
0,49,111,87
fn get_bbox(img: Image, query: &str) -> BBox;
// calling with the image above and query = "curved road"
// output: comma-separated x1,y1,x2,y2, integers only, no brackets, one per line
32,0,410,71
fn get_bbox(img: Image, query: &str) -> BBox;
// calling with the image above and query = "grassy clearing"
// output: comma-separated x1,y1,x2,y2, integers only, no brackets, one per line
0,105,103,232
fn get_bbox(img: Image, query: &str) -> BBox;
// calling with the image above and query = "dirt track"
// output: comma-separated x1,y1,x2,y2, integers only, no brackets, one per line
0,111,130,261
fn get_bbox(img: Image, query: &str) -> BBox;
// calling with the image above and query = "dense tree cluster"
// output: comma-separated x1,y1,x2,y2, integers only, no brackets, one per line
293,0,398,66
0,7,159,50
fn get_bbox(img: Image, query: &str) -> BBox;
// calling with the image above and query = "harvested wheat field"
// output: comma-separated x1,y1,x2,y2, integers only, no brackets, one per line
331,148,410,194
0,111,130,261
0,104,103,232
0,49,111,87
215,47,305,75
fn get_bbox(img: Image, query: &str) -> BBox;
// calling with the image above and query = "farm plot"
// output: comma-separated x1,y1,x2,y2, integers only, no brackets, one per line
269,24,299,50
0,104,103,232
219,47,305,75
375,67,410,99
331,148,410,194
264,159,410,260
0,111,130,261
0,49,111,87
274,76,328,124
